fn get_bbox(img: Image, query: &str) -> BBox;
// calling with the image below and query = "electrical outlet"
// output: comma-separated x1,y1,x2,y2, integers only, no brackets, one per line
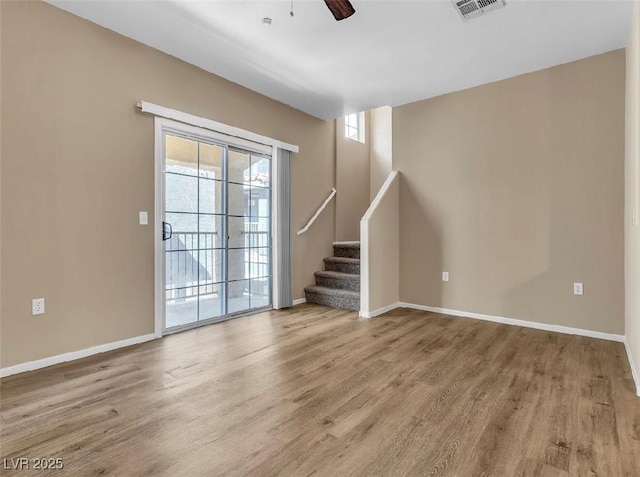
32,298,45,315
573,283,584,296
139,211,148,225
442,272,449,282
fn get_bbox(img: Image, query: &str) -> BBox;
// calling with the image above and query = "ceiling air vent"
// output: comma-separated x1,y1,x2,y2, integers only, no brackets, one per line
453,0,506,21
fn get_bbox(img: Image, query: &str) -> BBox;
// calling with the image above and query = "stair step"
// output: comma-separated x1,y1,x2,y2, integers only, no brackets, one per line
333,241,360,259
304,285,360,311
314,270,360,292
323,256,360,274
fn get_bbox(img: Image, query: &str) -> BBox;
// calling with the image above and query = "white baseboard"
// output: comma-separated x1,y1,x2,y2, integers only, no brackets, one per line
362,301,625,343
0,333,158,379
396,302,625,343
624,339,640,397
292,298,307,306
360,302,399,319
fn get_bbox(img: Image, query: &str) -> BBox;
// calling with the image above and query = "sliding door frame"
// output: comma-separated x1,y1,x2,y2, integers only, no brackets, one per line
153,117,280,337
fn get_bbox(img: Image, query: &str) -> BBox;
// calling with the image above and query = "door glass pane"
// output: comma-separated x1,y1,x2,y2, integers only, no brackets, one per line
227,248,248,282
199,179,223,214
250,277,270,309
228,216,250,249
249,187,270,218
165,212,197,236
227,280,249,314
225,150,270,316
199,215,223,250
227,218,269,249
228,182,246,216
166,174,197,213
165,134,201,330
165,286,198,328
199,284,224,321
251,220,271,248
248,248,270,279
165,215,197,252
198,250,223,286
166,135,198,176
228,150,250,184
249,155,271,188
200,143,223,179
165,251,200,291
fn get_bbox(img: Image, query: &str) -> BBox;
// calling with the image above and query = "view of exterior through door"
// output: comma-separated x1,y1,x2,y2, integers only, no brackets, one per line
163,131,272,332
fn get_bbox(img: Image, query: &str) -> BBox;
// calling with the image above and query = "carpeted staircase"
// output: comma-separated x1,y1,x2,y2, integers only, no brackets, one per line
304,242,360,311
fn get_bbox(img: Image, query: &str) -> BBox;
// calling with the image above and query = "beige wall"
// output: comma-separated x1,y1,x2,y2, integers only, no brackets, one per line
369,106,393,201
0,1,335,368
361,172,399,316
335,113,370,241
394,50,626,334
626,0,640,393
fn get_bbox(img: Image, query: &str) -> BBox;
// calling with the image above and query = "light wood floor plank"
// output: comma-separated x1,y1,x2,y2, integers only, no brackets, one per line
1,304,638,476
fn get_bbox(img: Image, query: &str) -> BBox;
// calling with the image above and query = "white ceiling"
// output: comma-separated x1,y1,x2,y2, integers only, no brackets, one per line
47,0,634,120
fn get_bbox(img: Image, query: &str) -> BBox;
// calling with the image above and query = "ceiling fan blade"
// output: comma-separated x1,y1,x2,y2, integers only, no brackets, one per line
323,0,356,21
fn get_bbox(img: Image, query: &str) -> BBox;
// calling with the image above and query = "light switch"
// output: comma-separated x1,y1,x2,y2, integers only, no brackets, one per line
442,272,449,282
139,211,148,225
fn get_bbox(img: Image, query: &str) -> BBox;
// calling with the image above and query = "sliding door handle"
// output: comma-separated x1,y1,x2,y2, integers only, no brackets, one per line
162,221,173,241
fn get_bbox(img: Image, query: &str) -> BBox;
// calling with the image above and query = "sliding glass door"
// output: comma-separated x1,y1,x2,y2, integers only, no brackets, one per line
162,130,271,332
226,149,272,314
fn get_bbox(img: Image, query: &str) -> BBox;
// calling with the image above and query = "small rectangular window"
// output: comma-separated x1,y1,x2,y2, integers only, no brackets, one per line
345,112,365,143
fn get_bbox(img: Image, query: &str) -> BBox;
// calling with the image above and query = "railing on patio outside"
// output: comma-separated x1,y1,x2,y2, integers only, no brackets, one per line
165,228,270,301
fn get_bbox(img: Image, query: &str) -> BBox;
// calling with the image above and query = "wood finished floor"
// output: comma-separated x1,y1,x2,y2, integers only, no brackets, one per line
1,304,639,476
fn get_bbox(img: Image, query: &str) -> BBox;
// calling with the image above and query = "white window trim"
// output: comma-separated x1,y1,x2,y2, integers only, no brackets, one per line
139,101,299,153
